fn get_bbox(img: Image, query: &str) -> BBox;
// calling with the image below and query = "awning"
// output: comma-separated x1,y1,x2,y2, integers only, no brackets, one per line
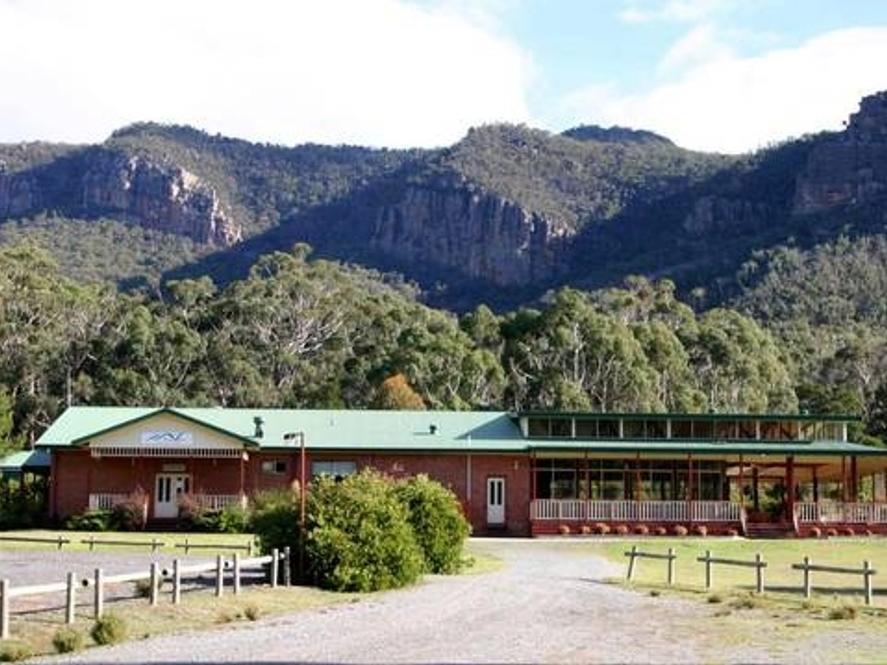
0,449,51,477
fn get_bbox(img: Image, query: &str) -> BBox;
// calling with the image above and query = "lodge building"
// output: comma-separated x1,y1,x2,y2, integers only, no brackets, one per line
29,407,887,537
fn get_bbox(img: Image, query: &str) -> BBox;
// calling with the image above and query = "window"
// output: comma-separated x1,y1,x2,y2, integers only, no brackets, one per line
671,420,692,439
312,461,357,480
549,419,572,438
691,420,713,439
759,421,781,440
714,420,737,440
527,418,549,437
598,419,620,438
645,420,667,439
261,460,287,475
737,420,757,439
623,420,645,439
575,419,598,438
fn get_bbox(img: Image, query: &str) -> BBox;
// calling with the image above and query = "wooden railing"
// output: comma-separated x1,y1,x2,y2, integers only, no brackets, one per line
796,502,887,524
195,494,247,511
88,493,129,510
530,499,741,522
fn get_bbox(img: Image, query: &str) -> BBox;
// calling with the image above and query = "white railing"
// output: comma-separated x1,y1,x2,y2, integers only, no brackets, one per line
796,502,887,524
530,499,741,523
88,493,129,510
194,494,247,511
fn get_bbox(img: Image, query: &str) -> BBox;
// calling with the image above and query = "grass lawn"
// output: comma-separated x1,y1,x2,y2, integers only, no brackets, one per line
1,584,359,661
587,537,887,609
0,529,255,554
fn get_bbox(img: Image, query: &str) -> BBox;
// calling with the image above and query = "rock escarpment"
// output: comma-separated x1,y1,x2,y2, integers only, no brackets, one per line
0,149,241,246
794,91,887,215
371,180,572,286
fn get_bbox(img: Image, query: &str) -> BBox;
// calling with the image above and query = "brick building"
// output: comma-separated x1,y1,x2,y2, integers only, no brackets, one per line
36,407,887,537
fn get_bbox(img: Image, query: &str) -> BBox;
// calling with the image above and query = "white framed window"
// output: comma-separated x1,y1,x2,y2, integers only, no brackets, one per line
261,460,288,475
312,460,357,480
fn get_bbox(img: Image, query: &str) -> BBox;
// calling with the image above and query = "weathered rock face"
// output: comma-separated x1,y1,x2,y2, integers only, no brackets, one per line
80,154,241,245
683,195,774,235
371,181,572,286
794,91,887,215
0,150,241,246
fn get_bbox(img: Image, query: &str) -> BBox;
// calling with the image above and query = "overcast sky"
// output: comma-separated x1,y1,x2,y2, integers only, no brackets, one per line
2,0,887,153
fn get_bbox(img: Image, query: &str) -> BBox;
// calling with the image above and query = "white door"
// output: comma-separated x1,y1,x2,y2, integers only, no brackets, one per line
154,474,190,519
486,477,505,526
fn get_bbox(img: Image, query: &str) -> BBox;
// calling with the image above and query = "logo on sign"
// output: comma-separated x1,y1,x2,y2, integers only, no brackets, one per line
141,431,194,446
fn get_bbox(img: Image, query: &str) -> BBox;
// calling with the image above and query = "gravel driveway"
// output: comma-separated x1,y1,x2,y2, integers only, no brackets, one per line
32,539,791,664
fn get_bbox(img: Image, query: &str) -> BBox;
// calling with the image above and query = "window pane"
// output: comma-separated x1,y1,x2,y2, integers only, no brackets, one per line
646,420,667,439
738,420,757,439
575,419,597,438
671,420,691,438
715,420,736,439
550,419,572,438
691,420,713,439
528,418,549,436
623,420,645,438
760,421,780,440
598,420,619,438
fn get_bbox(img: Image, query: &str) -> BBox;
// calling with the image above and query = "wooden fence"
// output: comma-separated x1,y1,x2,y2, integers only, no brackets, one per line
624,546,677,585
696,550,766,593
0,535,254,554
0,548,290,640
792,557,877,605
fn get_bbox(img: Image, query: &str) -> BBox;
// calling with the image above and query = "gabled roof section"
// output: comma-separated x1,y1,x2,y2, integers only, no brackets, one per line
36,407,260,448
0,449,51,472
35,407,524,452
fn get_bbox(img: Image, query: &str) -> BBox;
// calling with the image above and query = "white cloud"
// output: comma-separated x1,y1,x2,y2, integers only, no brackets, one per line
658,24,733,73
0,0,533,148
558,27,887,153
618,0,733,24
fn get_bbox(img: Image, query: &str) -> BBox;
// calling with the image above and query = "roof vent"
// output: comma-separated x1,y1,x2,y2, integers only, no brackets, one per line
253,416,264,439
429,424,438,435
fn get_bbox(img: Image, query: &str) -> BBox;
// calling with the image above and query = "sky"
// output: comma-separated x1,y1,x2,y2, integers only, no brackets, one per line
2,0,887,153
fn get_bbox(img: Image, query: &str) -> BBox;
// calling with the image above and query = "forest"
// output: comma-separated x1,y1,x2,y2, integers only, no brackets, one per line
1,238,884,453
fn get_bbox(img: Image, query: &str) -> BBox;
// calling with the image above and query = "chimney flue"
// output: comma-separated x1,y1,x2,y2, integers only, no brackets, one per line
253,416,264,439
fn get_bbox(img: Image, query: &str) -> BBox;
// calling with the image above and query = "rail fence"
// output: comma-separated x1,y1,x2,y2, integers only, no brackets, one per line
0,547,290,640
621,548,878,604
0,534,255,554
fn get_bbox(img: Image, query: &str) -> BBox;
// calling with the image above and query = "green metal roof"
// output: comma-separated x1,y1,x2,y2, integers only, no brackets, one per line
36,407,524,452
33,406,884,457
0,449,51,473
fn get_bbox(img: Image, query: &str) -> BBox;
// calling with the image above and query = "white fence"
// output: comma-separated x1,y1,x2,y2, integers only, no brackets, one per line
796,502,887,524
530,499,741,523
0,548,290,641
88,493,247,512
88,493,129,510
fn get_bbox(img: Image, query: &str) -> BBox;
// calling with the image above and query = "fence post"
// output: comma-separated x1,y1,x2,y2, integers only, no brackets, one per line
66,572,77,624
184,538,190,555
667,547,675,586
270,548,279,588
172,559,181,605
626,545,638,581
233,554,241,595
863,560,873,606
755,553,764,594
703,550,712,590
248,540,254,557
802,556,812,599
1,579,9,640
57,535,65,551
94,568,104,618
88,536,96,552
283,547,292,587
151,538,160,554
149,562,159,606
215,555,224,597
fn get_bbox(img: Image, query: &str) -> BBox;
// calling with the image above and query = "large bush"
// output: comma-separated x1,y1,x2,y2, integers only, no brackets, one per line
306,470,424,592
251,487,301,554
396,474,470,574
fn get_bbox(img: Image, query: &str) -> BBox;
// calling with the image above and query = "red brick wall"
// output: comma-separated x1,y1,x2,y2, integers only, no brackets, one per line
50,448,531,535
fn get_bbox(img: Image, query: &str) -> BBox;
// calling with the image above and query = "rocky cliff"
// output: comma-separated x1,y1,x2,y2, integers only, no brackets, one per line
0,147,241,246
371,179,572,286
794,91,887,215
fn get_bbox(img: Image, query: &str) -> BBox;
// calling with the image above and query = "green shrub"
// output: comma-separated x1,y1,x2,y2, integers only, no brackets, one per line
65,509,112,531
52,627,84,654
252,488,301,554
219,502,250,533
0,642,31,662
91,612,127,645
396,475,470,574
306,469,423,592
